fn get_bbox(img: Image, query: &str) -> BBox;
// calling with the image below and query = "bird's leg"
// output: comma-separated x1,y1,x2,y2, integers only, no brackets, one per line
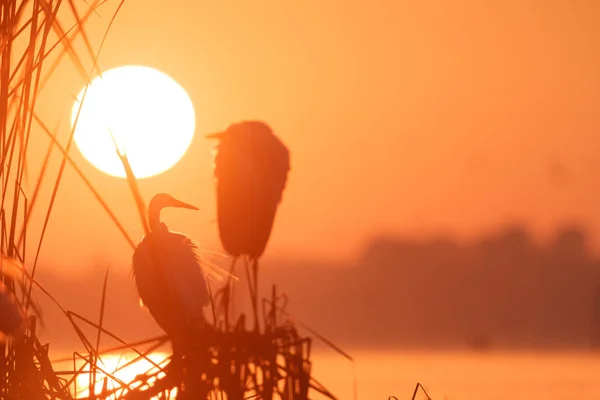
224,257,237,332
244,257,254,331
206,280,217,327
253,258,260,332
244,256,259,332
167,338,185,381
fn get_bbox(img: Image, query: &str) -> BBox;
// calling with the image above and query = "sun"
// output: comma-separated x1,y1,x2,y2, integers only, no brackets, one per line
71,65,195,179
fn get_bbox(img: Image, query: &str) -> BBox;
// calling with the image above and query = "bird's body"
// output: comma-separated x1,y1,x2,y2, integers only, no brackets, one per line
132,227,209,336
131,194,209,350
210,121,290,259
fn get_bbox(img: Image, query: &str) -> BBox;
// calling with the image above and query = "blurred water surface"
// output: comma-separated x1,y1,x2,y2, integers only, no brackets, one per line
54,350,600,400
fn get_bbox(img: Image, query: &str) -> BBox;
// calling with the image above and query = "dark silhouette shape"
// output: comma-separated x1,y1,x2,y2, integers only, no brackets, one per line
254,224,599,350
550,225,589,264
207,121,290,260
0,282,25,340
131,193,210,357
207,121,290,330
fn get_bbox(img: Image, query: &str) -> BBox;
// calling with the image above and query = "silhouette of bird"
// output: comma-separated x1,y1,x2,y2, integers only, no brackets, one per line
132,193,210,355
207,121,290,329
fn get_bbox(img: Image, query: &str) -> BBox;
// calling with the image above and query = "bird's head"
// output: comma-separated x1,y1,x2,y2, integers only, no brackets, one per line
205,121,273,144
148,193,198,232
205,121,282,172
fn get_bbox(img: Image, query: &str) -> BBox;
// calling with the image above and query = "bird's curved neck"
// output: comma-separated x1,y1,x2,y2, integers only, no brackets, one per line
149,206,163,232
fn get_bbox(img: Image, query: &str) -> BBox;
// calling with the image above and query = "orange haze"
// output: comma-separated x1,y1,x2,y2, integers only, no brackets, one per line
20,0,600,273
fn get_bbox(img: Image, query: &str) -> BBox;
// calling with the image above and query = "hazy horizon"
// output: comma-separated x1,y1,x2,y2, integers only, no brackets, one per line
28,223,600,357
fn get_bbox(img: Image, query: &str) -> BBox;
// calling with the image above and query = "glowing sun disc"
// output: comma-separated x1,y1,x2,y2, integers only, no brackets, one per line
71,65,195,179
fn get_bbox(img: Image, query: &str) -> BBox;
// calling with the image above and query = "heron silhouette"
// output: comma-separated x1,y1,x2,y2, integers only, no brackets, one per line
207,121,290,331
132,193,211,359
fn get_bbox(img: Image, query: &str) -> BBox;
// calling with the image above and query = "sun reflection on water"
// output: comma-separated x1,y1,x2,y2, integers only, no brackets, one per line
54,351,177,399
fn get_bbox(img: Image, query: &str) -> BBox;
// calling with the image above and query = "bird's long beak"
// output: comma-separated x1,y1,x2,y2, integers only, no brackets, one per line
205,131,224,139
171,198,199,211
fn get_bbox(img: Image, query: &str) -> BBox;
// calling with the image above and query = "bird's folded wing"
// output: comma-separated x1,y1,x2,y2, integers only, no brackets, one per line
163,234,211,318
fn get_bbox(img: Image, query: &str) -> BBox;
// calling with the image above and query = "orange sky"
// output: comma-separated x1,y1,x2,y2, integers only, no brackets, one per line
17,0,600,272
